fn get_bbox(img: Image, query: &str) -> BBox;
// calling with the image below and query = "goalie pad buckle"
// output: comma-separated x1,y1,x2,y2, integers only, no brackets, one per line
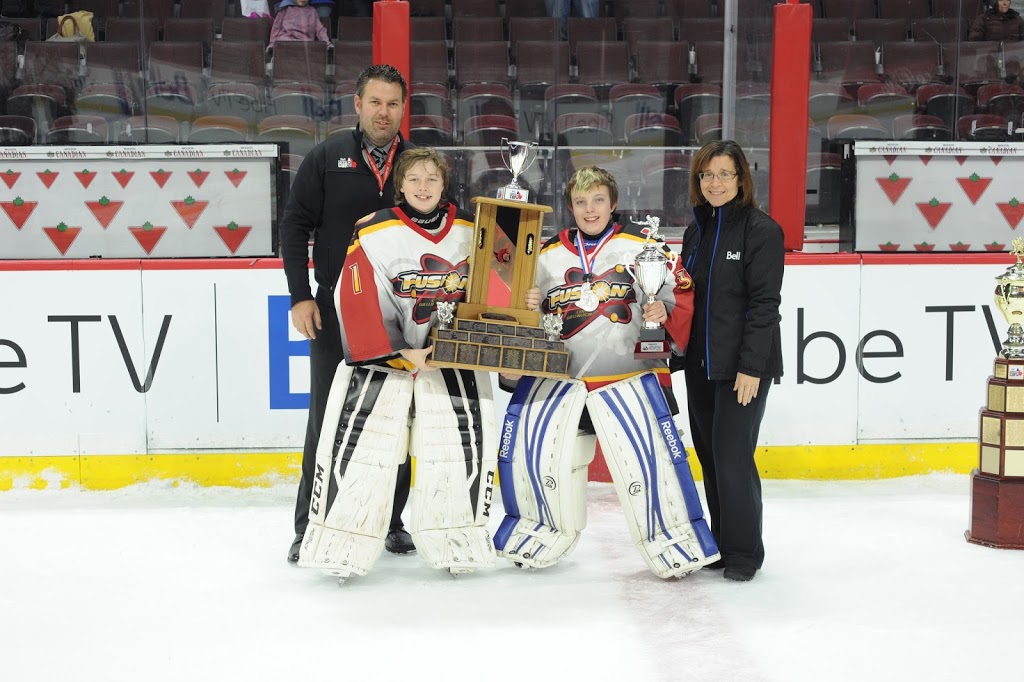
587,372,720,579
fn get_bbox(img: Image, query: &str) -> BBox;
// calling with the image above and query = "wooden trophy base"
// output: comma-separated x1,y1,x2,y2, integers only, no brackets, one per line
966,469,1024,549
428,308,570,379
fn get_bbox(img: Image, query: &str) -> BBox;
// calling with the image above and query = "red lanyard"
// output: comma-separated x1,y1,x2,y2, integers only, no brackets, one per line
367,142,398,196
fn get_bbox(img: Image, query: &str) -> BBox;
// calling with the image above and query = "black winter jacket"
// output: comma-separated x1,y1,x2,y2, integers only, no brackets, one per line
670,198,784,381
280,128,415,307
968,6,1024,41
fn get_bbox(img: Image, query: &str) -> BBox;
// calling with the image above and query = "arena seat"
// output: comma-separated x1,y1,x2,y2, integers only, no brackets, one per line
893,114,952,141
880,42,941,91
332,41,373,84
222,17,272,44
854,18,907,44
0,116,36,146
337,16,372,42
634,41,689,94
410,114,455,146
812,18,851,42
957,113,1010,142
876,0,930,19
609,84,665,143
665,0,715,19
912,18,964,43
188,115,250,143
624,113,683,147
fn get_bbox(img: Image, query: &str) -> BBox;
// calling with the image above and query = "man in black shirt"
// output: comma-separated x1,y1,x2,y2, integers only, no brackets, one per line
279,64,416,563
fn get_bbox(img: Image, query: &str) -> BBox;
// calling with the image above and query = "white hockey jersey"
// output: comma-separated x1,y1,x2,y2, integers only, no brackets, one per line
337,204,475,364
535,222,694,388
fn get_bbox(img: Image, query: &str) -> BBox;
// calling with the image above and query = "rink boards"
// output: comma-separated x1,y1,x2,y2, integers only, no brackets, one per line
0,253,1006,488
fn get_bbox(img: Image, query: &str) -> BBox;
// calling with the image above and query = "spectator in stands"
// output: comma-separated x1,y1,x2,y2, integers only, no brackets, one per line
670,140,784,583
280,64,417,564
547,0,599,40
969,0,1024,41
270,0,330,48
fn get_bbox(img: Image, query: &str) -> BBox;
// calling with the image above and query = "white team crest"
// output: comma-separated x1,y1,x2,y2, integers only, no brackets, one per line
337,157,357,169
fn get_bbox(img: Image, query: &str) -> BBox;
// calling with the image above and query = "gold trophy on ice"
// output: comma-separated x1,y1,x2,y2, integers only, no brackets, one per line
967,237,1024,549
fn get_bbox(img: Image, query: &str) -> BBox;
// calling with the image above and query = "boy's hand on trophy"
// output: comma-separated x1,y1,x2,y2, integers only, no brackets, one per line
642,300,667,325
525,287,541,311
400,346,438,373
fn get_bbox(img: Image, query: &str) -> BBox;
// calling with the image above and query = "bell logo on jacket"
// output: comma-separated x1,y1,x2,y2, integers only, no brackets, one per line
726,250,741,260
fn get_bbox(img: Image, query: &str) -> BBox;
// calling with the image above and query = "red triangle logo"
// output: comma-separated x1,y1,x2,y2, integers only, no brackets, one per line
916,200,952,228
992,156,1003,166
956,175,993,205
112,170,134,188
225,169,248,188
187,170,210,188
1,199,38,229
36,171,58,188
877,175,912,205
985,242,1007,251
883,155,898,165
1,170,20,189
998,200,1024,230
43,225,82,255
214,224,252,254
949,242,971,252
150,170,172,188
75,170,97,188
171,198,209,229
85,199,124,229
954,156,967,165
919,155,932,165
129,224,167,255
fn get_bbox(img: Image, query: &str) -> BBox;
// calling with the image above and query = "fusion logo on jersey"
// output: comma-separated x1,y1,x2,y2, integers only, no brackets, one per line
543,266,636,338
392,254,470,323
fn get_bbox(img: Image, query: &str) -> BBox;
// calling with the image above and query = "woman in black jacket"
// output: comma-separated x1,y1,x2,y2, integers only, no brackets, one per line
670,140,784,582
969,0,1024,42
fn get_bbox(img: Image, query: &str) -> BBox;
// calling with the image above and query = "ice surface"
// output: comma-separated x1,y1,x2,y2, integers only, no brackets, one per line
1,475,1021,681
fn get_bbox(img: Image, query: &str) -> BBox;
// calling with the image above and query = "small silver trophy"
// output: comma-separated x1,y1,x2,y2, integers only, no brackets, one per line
542,312,564,342
626,215,679,359
435,300,456,331
496,138,536,202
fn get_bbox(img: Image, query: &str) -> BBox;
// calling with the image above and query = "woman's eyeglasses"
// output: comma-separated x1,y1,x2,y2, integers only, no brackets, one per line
697,171,738,182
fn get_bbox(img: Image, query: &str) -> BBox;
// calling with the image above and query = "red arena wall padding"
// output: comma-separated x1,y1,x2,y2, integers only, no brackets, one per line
769,0,813,252
374,0,411,139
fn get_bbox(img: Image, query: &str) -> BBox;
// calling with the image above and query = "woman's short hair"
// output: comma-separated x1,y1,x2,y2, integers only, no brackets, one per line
563,165,619,207
393,147,450,206
688,140,758,210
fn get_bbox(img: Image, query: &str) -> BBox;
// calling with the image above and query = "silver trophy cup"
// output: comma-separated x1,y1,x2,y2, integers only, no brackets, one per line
626,216,678,358
497,138,536,202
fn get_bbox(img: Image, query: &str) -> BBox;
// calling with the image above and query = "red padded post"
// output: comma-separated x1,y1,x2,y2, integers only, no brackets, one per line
769,0,812,251
372,0,411,139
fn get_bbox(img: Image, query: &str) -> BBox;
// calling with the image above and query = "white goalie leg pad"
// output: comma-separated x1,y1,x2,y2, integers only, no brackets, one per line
408,368,498,572
492,376,591,569
298,363,414,579
587,372,720,579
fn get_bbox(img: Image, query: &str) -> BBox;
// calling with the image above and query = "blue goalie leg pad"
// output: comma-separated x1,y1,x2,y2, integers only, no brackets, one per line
639,373,719,559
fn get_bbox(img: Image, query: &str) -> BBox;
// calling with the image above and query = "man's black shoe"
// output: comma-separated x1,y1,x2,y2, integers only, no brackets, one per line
287,533,303,564
385,527,415,554
704,558,726,570
724,566,757,582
